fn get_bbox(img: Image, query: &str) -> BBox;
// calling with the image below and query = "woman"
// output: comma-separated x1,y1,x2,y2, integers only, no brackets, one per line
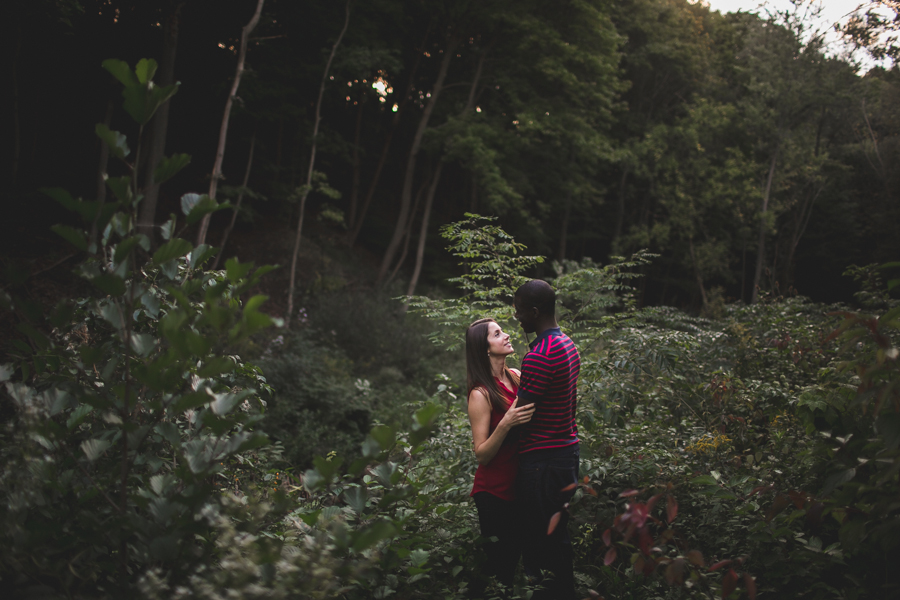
466,318,535,589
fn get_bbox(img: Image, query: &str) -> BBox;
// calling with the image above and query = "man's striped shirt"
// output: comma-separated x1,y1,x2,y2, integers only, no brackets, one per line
517,327,580,454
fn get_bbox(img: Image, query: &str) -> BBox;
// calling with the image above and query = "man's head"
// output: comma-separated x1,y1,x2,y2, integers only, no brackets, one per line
513,279,555,334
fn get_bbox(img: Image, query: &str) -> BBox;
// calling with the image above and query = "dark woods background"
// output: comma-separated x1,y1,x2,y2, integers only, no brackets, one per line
4,0,898,312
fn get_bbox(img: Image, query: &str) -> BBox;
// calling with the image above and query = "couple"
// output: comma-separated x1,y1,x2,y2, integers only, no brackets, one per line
466,279,580,600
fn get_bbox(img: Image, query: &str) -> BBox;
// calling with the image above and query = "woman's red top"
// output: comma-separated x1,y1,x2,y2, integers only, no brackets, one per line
470,377,519,501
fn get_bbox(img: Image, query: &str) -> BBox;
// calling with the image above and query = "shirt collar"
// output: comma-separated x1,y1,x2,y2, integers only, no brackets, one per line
529,327,561,350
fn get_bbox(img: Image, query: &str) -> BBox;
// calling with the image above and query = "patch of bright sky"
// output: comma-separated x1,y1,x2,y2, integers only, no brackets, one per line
698,0,890,70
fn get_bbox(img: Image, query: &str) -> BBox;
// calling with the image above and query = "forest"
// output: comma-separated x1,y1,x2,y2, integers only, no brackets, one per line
1,0,899,598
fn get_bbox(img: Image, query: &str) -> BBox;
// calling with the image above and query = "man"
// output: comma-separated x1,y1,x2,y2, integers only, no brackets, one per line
513,279,581,600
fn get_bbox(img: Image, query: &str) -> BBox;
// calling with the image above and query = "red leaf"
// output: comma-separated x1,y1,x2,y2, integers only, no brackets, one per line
709,559,732,572
560,482,577,493
619,489,640,498
744,573,757,600
547,511,562,536
634,555,646,575
647,494,661,512
749,484,773,497
788,490,807,509
583,475,590,484
639,527,653,555
687,550,704,567
604,546,617,566
667,495,678,523
665,558,686,585
602,528,612,547
765,494,792,523
722,569,738,598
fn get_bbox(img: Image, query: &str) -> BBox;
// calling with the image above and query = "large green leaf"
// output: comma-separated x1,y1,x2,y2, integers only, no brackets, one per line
186,196,229,225
226,258,254,283
95,123,130,159
130,333,157,357
134,58,158,84
153,153,191,185
210,389,253,416
105,176,134,205
91,273,126,297
351,519,397,552
81,438,112,461
153,238,192,265
51,225,87,251
102,58,139,87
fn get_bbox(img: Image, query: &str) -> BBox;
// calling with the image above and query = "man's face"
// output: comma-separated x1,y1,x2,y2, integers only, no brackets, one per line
513,295,537,334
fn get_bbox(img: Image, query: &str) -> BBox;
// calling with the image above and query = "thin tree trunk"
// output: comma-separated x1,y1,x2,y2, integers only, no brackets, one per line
376,36,460,284
286,0,350,329
386,174,429,286
347,27,431,247
196,0,265,246
11,20,22,186
558,193,572,261
406,161,443,299
689,236,709,309
138,0,184,243
741,243,747,303
274,117,284,182
752,150,778,304
91,99,115,251
406,45,488,298
782,185,821,289
348,97,365,229
614,167,629,246
212,130,256,269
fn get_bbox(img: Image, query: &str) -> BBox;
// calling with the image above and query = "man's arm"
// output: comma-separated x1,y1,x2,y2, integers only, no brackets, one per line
517,346,551,407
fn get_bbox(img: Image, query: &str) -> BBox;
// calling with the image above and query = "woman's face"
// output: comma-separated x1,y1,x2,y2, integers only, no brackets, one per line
486,322,514,357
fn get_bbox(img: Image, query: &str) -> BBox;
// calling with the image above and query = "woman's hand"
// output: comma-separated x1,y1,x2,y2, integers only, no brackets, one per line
498,397,535,431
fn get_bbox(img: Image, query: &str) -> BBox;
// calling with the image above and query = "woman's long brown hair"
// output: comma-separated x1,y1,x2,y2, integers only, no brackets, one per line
465,318,516,412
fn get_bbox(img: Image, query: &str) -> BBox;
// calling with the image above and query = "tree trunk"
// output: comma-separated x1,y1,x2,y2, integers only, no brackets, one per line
11,20,22,186
751,150,778,303
613,167,629,247
285,0,350,329
138,0,184,244
91,100,115,251
782,185,821,290
376,36,460,284
689,236,709,310
212,130,256,270
347,96,365,229
558,192,572,261
196,0,265,246
347,27,431,248
386,174,429,286
406,45,488,298
406,161,443,299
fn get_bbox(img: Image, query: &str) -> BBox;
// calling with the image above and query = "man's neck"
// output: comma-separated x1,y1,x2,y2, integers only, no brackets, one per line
532,318,559,339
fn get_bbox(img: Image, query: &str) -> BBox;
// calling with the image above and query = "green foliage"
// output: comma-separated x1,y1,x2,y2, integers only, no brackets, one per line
0,58,277,596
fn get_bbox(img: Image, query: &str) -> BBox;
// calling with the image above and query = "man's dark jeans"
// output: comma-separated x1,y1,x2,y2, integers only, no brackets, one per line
516,443,579,600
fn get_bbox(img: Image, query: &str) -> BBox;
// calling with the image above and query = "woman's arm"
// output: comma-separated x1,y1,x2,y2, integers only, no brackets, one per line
467,388,534,466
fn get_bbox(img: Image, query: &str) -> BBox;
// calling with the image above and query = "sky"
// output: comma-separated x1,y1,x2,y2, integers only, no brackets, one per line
701,0,882,67
704,0,866,26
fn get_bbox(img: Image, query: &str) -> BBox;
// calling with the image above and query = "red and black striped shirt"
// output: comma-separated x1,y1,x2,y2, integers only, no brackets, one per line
517,327,580,454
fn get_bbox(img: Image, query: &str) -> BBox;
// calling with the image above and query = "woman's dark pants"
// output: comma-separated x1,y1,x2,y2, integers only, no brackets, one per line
473,491,521,589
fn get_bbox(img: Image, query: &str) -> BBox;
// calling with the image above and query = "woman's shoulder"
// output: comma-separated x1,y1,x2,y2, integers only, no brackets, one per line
468,386,491,408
